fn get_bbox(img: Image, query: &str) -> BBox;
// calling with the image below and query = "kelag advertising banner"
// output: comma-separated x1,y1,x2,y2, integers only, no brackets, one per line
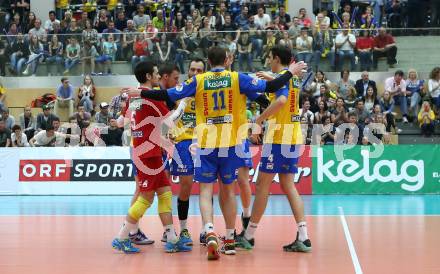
0,145,439,195
312,145,440,194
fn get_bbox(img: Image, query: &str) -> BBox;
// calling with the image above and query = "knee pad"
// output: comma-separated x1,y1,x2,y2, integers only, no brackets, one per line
128,196,151,221
158,191,172,214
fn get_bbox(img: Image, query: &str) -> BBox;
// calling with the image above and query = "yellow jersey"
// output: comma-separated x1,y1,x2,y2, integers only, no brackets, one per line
173,97,196,142
264,70,303,145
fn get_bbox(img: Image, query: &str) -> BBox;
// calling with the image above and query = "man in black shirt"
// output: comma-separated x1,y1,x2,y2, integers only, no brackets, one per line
102,118,122,146
0,119,11,147
36,105,59,133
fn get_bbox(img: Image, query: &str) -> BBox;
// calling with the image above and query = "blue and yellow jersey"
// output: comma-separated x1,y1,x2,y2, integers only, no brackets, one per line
264,69,303,145
168,68,266,148
173,97,196,142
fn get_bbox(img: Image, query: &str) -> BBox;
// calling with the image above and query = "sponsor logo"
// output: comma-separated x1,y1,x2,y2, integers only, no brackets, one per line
176,84,183,92
132,131,143,137
291,115,301,122
206,114,233,125
204,77,231,90
19,159,134,182
185,78,194,85
266,163,274,170
316,147,425,192
251,78,258,86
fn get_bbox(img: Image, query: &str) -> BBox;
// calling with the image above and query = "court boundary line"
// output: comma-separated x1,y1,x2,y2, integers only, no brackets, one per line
339,206,363,274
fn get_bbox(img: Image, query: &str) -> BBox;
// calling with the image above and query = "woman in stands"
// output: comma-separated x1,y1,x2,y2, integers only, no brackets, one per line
363,85,379,113
406,69,425,120
191,9,202,29
82,20,99,52
380,90,401,134
336,69,356,101
131,34,149,72
23,35,44,76
46,34,64,76
153,33,173,64
97,34,117,75
23,11,36,34
331,97,348,127
78,75,96,114
314,100,331,124
428,67,440,120
356,30,374,71
418,101,436,137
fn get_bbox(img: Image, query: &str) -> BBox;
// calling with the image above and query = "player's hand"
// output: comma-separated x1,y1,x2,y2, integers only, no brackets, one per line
121,87,141,97
256,71,274,81
250,121,263,144
288,61,308,76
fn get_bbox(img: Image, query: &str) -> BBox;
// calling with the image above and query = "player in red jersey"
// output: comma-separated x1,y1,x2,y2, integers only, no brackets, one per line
112,61,191,254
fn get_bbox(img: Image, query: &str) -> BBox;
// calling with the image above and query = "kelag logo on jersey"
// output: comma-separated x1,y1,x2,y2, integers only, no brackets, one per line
204,76,231,90
19,159,134,182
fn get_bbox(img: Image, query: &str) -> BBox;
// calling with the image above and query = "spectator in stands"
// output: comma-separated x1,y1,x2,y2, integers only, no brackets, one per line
354,99,371,126
355,71,378,98
1,108,15,130
55,0,68,20
204,7,217,30
144,21,158,47
320,115,335,145
191,9,202,29
332,24,356,71
174,11,186,30
23,11,36,34
22,35,44,76
254,5,271,29
237,30,253,72
296,27,313,66
153,33,172,65
278,6,291,27
248,15,263,60
102,118,123,146
60,10,73,31
385,70,409,123
122,20,137,60
46,34,64,76
64,37,81,75
331,97,348,127
272,16,287,31
72,105,92,130
49,21,64,44
7,22,19,45
312,23,333,72
219,13,238,40
97,34,117,74
262,28,277,67
279,29,294,51
109,90,126,118
95,102,112,125
11,125,29,147
131,34,149,71
373,27,397,69
215,2,227,30
288,17,302,40
30,124,74,147
406,69,425,120
82,19,99,50
356,30,374,71
54,77,74,118
9,33,29,76
380,90,401,133
382,132,392,144
336,69,356,100
173,32,191,74
314,12,330,30
0,37,6,76
363,86,379,112
299,99,314,124
44,10,60,32
77,11,89,30
19,106,36,141
428,67,440,120
300,116,313,145
65,18,82,44
95,9,110,33
133,4,150,31
81,40,98,75
78,75,96,114
36,105,58,132
307,70,333,99
298,8,312,28
235,5,249,29
28,18,46,43
0,120,11,147
223,34,237,69
315,100,331,124
418,101,436,137
115,11,128,31
103,21,122,43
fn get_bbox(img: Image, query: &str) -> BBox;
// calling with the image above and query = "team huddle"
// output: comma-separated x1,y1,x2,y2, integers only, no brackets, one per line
111,45,312,260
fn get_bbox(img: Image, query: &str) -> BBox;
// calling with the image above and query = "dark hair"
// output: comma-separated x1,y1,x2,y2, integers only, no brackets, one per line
46,125,55,131
134,61,156,84
52,117,61,123
159,63,180,76
319,100,328,111
270,45,292,66
348,112,357,119
189,58,206,71
340,69,350,78
12,124,21,131
429,67,440,79
49,11,56,15
207,47,227,67
394,70,404,77
321,115,330,124
61,77,68,83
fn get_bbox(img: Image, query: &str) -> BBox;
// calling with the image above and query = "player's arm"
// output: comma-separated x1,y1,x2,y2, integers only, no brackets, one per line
255,89,288,126
167,98,188,124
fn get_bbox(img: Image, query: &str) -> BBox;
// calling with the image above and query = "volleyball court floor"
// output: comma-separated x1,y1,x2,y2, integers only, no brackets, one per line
0,195,439,274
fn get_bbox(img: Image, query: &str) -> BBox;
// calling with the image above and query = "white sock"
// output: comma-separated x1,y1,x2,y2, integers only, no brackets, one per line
204,223,214,234
165,224,178,243
118,220,137,240
244,222,258,240
180,219,188,231
226,229,235,240
298,222,309,242
242,207,251,218
129,222,139,235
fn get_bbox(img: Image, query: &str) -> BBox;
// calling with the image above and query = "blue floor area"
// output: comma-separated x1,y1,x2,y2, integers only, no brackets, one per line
0,195,439,216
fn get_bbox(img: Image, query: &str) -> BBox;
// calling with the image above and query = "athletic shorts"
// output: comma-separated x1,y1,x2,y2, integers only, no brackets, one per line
170,139,194,176
194,146,244,184
238,139,253,169
135,156,170,192
259,144,299,174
